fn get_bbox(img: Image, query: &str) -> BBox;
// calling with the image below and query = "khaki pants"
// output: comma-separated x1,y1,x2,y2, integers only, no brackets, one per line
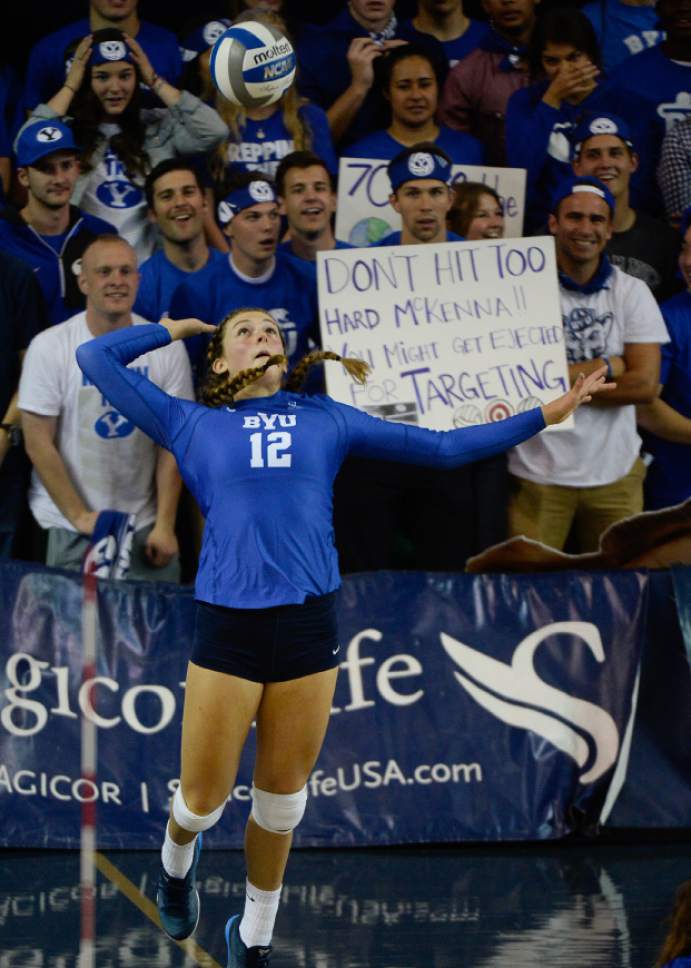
508,457,646,553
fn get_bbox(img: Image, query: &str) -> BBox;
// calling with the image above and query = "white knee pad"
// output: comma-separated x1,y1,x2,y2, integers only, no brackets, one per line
250,784,307,835
172,785,226,833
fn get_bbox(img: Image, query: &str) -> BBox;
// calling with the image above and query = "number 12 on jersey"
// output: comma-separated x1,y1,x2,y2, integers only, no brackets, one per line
249,431,293,468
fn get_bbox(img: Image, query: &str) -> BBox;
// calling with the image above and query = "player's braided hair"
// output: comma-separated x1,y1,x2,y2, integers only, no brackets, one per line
199,308,371,407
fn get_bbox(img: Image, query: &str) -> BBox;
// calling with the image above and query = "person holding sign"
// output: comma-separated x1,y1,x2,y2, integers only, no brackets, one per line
75,305,610,965
376,142,464,245
346,43,484,164
508,175,670,553
335,144,508,571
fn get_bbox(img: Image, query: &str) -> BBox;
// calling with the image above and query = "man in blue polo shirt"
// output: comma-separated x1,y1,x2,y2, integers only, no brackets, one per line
134,159,226,322
22,0,182,114
0,119,115,326
169,172,319,385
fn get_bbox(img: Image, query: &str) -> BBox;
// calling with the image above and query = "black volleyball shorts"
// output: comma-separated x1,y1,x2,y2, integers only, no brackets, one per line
191,591,340,682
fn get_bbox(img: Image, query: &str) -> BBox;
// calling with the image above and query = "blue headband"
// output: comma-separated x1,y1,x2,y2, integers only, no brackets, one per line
387,150,452,192
551,176,616,216
217,180,277,224
571,113,635,159
180,19,231,62
90,37,136,66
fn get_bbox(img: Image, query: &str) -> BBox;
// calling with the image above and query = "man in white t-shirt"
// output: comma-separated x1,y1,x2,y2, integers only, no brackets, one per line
508,175,669,552
19,234,193,579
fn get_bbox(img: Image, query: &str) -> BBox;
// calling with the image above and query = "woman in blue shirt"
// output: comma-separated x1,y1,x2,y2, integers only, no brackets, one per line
76,308,609,966
347,42,484,164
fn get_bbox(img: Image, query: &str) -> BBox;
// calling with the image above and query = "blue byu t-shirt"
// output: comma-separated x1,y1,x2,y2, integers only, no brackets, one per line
169,250,319,378
134,248,227,322
346,124,484,164
581,0,663,72
399,18,491,67
224,103,338,178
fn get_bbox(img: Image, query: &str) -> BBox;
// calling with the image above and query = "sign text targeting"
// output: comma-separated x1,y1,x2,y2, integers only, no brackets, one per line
336,158,527,245
317,236,571,431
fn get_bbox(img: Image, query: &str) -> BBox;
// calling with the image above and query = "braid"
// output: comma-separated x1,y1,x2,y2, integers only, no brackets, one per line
285,351,370,392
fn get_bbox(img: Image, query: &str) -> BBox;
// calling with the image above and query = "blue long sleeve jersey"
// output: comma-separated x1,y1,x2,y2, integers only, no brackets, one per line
76,324,545,608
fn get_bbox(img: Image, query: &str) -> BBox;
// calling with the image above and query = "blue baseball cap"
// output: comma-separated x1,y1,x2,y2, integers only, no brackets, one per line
15,119,80,167
217,179,277,225
571,113,635,158
387,148,452,193
551,175,616,216
179,19,231,62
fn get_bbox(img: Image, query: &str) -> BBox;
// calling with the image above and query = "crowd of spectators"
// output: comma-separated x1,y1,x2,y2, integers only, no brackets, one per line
2,0,691,583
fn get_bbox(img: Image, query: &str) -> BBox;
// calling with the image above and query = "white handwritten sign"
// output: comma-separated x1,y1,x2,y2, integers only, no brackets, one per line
335,157,527,245
317,236,571,431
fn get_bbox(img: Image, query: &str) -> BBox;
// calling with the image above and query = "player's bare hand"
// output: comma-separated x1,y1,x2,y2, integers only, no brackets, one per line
161,318,217,341
542,365,615,425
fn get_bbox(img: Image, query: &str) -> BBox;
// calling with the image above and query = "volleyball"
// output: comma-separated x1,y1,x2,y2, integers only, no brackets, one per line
209,21,296,108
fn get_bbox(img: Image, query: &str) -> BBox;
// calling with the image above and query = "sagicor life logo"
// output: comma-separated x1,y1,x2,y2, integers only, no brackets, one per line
440,621,619,784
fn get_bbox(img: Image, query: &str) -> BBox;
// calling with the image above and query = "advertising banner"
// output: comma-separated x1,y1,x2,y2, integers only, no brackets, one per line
335,158,526,244
0,561,660,849
317,236,569,430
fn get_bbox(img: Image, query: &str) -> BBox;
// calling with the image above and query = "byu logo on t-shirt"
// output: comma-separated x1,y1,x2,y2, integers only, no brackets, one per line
248,180,275,203
96,147,144,209
658,91,691,130
36,126,63,144
71,258,82,277
99,40,127,61
95,410,135,439
408,152,434,177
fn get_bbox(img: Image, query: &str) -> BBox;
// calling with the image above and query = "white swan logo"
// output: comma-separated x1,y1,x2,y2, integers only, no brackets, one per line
440,622,620,784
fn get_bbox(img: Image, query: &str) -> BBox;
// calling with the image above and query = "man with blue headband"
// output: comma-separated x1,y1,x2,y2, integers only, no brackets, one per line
169,172,319,386
380,142,463,245
571,113,679,302
508,175,670,552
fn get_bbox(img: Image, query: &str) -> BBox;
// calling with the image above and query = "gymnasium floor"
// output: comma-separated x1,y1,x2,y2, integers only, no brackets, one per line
2,839,688,966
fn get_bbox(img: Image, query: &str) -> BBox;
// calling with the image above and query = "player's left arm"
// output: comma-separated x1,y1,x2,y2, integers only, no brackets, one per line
588,343,660,406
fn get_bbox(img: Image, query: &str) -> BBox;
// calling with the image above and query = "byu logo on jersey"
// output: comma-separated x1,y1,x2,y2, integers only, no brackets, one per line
95,410,135,439
441,622,619,783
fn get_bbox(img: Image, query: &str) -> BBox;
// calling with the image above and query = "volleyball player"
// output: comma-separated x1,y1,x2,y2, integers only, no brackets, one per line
76,308,612,966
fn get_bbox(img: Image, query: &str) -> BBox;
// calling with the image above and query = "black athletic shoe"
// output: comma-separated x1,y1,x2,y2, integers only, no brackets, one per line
156,834,202,940
225,914,272,967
